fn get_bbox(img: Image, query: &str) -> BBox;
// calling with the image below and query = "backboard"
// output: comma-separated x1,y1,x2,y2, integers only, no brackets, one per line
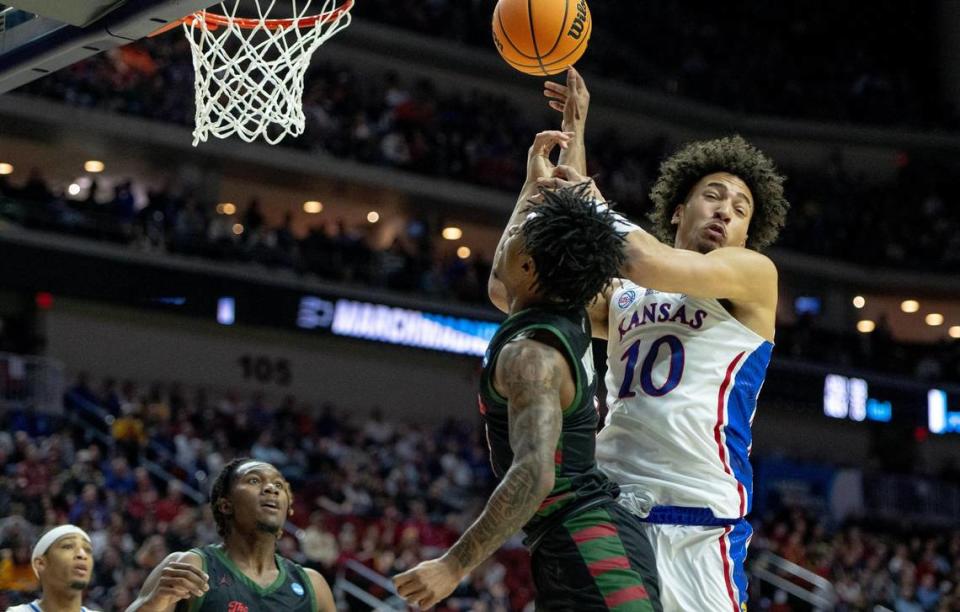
0,0,219,93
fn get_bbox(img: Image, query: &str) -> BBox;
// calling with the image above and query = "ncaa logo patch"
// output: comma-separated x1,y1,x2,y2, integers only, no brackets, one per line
617,290,637,309
291,582,305,596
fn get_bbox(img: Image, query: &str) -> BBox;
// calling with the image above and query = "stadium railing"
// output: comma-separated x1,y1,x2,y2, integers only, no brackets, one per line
333,559,405,611
750,550,838,611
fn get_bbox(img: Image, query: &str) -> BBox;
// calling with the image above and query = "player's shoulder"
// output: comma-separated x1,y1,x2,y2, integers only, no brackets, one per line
6,603,36,612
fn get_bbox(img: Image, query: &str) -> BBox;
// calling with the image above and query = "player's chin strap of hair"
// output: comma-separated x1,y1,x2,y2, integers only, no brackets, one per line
32,525,91,577
590,200,642,235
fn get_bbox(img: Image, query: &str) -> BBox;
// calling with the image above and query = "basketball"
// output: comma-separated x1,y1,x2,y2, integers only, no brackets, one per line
492,0,591,76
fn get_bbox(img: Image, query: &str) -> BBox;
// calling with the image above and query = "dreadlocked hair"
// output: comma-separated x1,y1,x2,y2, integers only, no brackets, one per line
649,135,789,251
210,457,249,539
521,182,627,309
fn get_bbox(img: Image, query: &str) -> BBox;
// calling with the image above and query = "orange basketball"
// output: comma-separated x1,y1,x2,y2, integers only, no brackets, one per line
491,0,592,76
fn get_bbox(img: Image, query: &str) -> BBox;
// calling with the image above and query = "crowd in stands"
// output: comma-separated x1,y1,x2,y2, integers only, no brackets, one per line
13,35,960,274
0,169,493,307
750,506,960,611
3,374,960,610
0,376,530,611
357,0,949,129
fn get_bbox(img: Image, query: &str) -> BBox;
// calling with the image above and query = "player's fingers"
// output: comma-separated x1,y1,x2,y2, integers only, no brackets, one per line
166,563,209,584
548,101,564,112
163,568,209,588
543,80,567,93
417,593,438,610
402,584,430,603
394,576,422,598
543,88,566,100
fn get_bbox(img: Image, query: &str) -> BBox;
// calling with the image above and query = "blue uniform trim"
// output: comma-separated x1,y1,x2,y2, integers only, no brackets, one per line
638,505,740,526
727,519,752,606
724,341,772,515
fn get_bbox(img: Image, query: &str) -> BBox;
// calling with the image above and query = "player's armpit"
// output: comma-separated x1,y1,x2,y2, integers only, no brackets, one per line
622,229,778,305
303,567,336,612
444,340,565,575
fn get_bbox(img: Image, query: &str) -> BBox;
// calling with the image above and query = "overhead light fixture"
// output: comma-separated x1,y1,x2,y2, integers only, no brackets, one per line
457,246,471,259
900,300,920,313
83,160,105,173
367,211,380,223
442,227,463,240
949,326,960,339
221,202,236,215
67,183,81,196
852,296,865,309
303,200,323,214
0,163,13,175
925,313,944,326
856,320,875,333
232,223,244,235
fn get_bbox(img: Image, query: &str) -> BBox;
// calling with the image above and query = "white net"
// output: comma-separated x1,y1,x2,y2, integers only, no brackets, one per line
183,0,353,146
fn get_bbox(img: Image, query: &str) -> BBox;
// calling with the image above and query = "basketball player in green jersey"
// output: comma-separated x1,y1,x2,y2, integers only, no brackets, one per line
394,131,661,610
126,459,334,612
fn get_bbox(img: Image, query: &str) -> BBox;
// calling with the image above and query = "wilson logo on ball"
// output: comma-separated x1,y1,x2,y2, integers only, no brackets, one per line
567,0,588,40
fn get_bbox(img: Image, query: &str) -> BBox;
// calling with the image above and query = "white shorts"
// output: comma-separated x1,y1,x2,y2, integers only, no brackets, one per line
638,520,752,612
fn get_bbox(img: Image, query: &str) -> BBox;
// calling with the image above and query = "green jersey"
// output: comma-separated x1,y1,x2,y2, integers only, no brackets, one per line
176,544,316,612
478,306,619,547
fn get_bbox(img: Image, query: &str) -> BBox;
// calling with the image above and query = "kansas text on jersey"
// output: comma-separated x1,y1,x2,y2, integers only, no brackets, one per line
596,281,773,524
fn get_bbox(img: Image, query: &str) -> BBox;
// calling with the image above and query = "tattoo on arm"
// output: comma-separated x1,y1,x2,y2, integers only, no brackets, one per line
447,341,564,573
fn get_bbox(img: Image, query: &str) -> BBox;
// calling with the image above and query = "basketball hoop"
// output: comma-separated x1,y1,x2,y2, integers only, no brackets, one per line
176,0,354,146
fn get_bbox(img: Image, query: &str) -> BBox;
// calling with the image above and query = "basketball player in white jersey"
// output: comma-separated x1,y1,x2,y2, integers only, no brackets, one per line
5,525,100,612
531,68,790,611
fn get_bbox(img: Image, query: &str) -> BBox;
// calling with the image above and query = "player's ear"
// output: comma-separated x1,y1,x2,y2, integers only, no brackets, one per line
218,499,232,515
33,556,46,576
671,204,684,226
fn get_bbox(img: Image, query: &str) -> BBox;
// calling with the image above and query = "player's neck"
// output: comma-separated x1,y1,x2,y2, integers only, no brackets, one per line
38,585,85,612
223,531,279,576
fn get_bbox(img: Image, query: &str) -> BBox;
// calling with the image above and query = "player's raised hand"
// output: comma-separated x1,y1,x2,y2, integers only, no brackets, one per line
544,66,590,128
527,130,573,185
536,164,605,202
131,560,209,611
393,556,464,610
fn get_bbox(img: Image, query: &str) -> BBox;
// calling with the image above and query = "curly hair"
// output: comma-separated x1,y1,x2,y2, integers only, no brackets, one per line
648,135,789,251
521,183,627,309
210,458,292,539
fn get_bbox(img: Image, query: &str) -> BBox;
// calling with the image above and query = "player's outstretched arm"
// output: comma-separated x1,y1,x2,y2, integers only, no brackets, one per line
303,567,336,612
125,551,208,612
488,130,573,313
547,66,590,176
393,339,565,609
537,165,777,307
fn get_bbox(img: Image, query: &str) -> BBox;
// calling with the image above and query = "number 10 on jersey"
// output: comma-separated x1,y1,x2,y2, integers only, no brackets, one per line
617,335,685,398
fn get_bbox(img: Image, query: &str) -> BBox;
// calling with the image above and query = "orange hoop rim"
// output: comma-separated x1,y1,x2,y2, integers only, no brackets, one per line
182,0,353,30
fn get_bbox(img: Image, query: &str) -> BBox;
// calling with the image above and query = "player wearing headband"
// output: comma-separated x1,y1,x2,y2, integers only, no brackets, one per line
126,459,335,612
5,525,99,612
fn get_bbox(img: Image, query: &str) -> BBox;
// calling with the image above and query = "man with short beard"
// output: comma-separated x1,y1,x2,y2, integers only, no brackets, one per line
5,525,99,612
126,459,335,612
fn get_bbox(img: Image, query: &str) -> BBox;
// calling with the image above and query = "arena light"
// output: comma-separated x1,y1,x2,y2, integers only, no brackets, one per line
303,200,323,214
67,183,81,196
0,163,13,175
367,211,380,223
232,223,244,235
856,320,875,333
950,326,960,339
926,313,944,326
221,202,237,215
900,300,920,313
83,160,105,173
457,246,471,259
852,296,865,309
442,226,463,240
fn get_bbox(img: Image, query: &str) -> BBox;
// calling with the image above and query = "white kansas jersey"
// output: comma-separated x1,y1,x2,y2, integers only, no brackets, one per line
597,280,772,523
